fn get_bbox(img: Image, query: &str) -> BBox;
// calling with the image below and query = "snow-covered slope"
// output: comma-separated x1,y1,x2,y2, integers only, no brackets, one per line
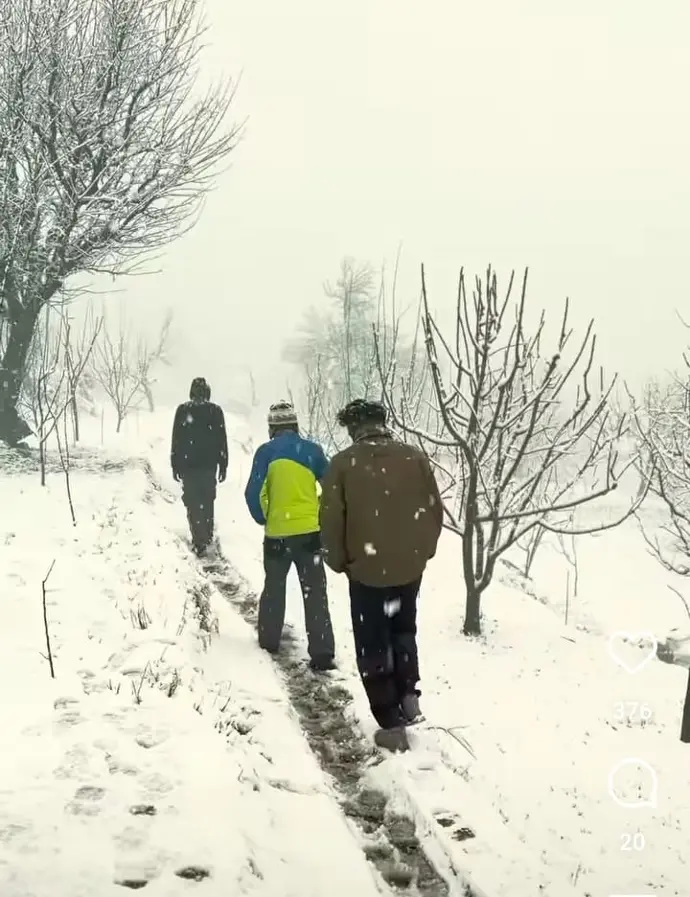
40,402,690,897
133,405,690,897
0,446,386,897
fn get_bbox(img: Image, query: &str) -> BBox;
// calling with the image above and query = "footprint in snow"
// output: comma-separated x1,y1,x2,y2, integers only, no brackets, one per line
65,785,107,816
139,771,174,798
134,726,169,750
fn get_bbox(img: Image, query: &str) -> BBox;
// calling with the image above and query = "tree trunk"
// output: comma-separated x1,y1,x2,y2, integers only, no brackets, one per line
70,393,80,443
39,436,46,487
116,411,123,433
0,306,39,445
681,669,690,743
463,582,482,636
462,491,483,636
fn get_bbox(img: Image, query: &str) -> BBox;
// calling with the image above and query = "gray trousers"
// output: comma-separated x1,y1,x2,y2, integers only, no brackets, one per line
181,469,217,550
258,532,335,661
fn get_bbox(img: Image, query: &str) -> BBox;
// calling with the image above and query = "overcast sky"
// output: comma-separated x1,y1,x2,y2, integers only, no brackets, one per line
112,0,690,404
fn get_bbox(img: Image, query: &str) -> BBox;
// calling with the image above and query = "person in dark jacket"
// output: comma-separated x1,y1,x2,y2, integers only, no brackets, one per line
244,400,336,671
319,399,443,751
171,377,228,556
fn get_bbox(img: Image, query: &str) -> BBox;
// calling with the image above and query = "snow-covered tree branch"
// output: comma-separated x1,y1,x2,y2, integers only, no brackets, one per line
285,255,414,454
20,301,100,483
135,309,172,412
630,361,690,578
379,264,646,635
0,0,241,444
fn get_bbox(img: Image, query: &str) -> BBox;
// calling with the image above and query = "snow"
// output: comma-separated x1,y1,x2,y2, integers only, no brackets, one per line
0,448,383,897
186,407,687,897
5,403,690,897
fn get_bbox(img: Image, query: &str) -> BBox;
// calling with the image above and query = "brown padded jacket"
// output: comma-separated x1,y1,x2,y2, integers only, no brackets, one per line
319,428,444,587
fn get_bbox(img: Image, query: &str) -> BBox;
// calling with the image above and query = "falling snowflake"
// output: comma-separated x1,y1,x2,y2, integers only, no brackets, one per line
364,542,377,556
384,599,401,617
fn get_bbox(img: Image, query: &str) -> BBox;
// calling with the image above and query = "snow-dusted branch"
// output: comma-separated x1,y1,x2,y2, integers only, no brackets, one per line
285,255,415,454
630,353,690,580
20,301,100,482
41,560,56,678
378,264,646,635
135,309,172,412
0,0,240,443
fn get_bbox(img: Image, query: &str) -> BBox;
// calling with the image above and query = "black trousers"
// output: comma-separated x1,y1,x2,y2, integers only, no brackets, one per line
349,577,421,729
181,469,217,551
259,532,335,662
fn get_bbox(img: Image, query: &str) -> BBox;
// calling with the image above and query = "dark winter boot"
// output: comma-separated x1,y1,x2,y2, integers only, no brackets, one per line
309,655,337,672
374,725,410,753
400,693,421,723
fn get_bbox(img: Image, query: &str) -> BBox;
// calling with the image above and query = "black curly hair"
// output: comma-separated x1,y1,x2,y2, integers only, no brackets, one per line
336,398,387,429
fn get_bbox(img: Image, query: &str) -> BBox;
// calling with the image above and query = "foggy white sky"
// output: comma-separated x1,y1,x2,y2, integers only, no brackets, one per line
111,0,690,404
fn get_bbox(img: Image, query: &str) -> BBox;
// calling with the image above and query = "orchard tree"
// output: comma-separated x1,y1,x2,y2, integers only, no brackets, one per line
631,343,690,581
0,0,241,444
89,310,170,432
285,254,414,452
379,265,647,636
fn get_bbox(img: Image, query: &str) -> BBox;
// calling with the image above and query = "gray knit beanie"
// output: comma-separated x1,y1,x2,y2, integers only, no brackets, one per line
268,400,298,428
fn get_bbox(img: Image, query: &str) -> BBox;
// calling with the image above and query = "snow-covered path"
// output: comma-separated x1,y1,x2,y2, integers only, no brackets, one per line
69,406,690,896
0,448,385,897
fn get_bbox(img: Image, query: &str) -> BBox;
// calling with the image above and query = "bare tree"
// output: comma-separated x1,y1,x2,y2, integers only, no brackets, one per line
20,302,100,482
285,253,416,453
0,0,241,444
55,403,76,526
630,349,690,579
20,305,66,482
89,316,143,432
135,309,172,412
378,265,646,635
63,306,103,442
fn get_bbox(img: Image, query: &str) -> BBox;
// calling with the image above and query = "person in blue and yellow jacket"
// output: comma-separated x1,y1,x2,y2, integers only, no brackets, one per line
244,400,336,671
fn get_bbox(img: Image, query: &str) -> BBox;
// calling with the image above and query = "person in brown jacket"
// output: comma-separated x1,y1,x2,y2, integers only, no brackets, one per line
319,399,443,752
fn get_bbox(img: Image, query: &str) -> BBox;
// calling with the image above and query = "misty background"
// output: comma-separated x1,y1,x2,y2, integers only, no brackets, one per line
86,0,690,408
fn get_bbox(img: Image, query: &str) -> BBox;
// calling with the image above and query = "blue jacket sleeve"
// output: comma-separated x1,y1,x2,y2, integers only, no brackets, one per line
312,444,329,482
244,444,268,525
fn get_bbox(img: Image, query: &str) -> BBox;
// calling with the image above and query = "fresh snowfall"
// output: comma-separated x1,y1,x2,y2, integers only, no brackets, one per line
1,406,689,897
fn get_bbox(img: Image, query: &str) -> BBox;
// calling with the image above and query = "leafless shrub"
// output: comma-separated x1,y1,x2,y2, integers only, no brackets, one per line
89,310,169,431
0,0,241,445
377,265,647,635
40,560,56,678
130,604,152,629
136,310,173,412
64,306,103,442
55,403,76,525
20,302,100,482
131,663,151,704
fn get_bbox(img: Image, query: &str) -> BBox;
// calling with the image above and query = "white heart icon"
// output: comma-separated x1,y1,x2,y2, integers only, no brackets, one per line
607,631,658,674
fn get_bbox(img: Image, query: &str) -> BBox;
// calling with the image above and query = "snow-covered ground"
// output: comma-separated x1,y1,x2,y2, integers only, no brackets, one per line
0,445,385,897
5,402,690,897
121,404,690,897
